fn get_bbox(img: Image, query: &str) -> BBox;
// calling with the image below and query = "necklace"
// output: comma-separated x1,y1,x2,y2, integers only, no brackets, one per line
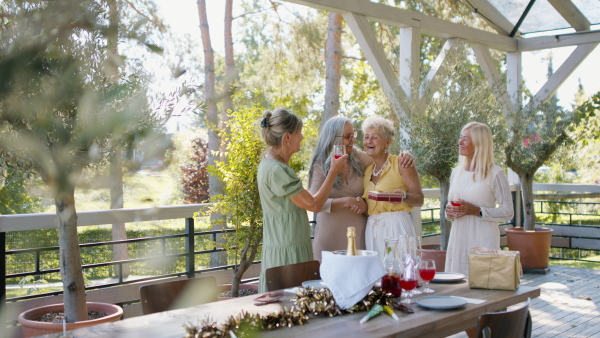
372,156,389,177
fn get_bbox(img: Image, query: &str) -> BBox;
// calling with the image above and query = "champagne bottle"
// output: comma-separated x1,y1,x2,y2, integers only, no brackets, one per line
346,226,357,256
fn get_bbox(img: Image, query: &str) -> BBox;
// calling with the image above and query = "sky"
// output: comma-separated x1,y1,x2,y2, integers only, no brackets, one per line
153,0,600,131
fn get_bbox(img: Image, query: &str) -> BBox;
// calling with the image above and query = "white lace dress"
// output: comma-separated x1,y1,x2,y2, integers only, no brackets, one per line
444,165,514,276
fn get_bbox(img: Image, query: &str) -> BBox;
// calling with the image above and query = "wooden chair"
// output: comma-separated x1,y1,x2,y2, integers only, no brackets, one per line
475,298,532,338
139,276,218,315
265,260,320,291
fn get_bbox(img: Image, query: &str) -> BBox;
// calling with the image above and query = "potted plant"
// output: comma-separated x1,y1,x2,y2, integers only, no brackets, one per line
400,46,505,270
0,1,161,332
504,91,599,269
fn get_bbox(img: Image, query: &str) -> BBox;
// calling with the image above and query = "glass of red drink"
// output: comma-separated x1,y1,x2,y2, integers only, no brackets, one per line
418,259,436,293
450,192,462,206
333,144,345,159
400,276,418,304
381,273,402,298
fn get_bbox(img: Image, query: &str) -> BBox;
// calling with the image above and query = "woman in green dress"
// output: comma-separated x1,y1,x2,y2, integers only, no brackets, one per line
258,108,347,292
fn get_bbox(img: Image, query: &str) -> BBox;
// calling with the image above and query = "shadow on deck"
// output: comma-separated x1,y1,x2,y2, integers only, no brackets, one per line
449,265,600,337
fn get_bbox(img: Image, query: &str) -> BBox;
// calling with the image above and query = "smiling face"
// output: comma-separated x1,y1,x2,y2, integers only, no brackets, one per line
363,127,390,160
458,128,475,159
341,122,356,155
287,127,304,154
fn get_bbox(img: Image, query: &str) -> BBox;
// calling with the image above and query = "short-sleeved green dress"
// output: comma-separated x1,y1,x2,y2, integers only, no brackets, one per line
257,158,313,292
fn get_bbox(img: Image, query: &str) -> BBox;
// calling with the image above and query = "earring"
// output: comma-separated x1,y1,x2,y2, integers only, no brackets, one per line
385,148,388,154
288,142,291,146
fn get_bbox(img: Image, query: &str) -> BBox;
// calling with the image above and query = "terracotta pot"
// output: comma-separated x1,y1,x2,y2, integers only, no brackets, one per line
505,227,553,269
18,302,123,338
419,244,446,272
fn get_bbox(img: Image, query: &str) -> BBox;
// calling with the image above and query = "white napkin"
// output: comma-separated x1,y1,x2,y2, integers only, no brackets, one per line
284,287,301,294
320,251,386,309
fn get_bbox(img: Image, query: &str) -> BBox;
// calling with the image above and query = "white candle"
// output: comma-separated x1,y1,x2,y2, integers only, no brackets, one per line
62,314,66,337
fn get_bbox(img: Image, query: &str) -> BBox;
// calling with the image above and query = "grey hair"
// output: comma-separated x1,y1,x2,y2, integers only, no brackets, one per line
309,116,364,190
260,108,303,147
362,115,395,141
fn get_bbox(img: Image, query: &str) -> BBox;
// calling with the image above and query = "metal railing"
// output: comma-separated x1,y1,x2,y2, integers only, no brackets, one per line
1,183,599,323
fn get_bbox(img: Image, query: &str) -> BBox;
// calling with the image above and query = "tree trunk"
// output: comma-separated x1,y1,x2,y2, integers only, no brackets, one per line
321,12,342,129
56,188,87,322
223,0,235,128
197,0,227,267
520,172,537,231
109,150,129,276
438,178,451,250
107,0,130,277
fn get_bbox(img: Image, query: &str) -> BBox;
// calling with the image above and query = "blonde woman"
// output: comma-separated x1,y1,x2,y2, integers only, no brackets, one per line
445,122,514,276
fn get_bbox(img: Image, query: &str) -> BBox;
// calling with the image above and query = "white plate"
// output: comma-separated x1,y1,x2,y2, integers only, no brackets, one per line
431,272,466,283
302,280,328,289
416,296,467,310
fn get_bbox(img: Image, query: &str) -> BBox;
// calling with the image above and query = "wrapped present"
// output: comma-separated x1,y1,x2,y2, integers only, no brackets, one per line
367,191,404,203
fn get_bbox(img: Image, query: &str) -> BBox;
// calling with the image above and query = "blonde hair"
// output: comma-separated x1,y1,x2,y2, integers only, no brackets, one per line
260,108,303,147
362,115,395,141
459,122,494,181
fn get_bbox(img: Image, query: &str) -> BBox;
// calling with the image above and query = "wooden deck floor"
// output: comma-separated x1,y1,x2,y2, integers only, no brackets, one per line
448,265,600,338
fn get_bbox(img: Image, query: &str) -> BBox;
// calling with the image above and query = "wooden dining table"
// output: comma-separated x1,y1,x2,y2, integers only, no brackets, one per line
49,281,540,338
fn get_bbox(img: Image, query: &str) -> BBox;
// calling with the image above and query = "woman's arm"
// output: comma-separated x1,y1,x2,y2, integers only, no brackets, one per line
308,162,365,213
292,154,347,213
398,164,424,207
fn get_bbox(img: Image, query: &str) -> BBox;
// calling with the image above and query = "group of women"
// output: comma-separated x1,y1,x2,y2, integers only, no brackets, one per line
257,108,514,293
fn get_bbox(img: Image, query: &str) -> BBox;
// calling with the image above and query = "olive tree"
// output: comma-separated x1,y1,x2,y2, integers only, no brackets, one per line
505,91,600,230
0,0,161,322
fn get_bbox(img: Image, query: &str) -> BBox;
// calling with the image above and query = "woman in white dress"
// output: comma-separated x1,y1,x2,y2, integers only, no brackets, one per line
444,122,514,276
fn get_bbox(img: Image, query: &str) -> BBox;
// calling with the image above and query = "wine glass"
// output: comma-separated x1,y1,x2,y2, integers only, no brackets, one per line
411,236,423,295
400,264,417,304
450,192,462,206
333,144,345,159
418,259,436,293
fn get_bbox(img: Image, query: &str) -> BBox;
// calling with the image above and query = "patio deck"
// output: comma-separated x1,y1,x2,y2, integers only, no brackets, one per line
448,265,600,338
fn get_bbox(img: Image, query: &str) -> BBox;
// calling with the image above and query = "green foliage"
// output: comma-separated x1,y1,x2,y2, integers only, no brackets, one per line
206,99,266,267
180,138,210,203
505,91,599,176
400,46,506,183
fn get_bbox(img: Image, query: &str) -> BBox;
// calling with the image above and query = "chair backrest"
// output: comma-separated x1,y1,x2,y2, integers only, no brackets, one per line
476,298,531,338
265,260,321,291
139,276,217,315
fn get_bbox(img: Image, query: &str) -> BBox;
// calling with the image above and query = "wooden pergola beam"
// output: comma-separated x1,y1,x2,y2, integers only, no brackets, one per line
526,43,599,112
519,30,600,51
343,12,410,119
461,0,515,36
547,0,590,32
283,0,517,51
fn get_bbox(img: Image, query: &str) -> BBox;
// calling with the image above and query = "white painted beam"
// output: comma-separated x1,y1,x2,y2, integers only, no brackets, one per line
518,30,600,51
547,0,590,32
506,52,523,111
283,0,517,51
343,12,410,118
526,43,599,112
400,26,420,102
471,43,515,117
460,0,515,36
418,39,458,115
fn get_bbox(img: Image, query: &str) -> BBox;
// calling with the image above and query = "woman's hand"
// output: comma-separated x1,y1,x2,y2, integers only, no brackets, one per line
346,197,367,214
329,154,348,175
398,151,414,168
446,199,480,219
391,189,407,204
